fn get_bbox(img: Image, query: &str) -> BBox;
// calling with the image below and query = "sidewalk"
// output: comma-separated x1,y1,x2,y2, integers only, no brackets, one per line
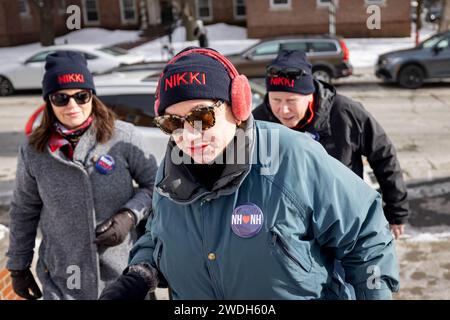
394,234,450,300
0,226,22,300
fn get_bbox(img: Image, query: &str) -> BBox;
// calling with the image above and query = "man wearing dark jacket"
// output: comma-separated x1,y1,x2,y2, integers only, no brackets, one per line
253,50,409,239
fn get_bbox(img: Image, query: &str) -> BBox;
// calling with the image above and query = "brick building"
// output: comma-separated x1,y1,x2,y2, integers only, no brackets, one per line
193,0,246,25
0,0,158,47
245,0,411,38
0,0,412,47
0,0,246,47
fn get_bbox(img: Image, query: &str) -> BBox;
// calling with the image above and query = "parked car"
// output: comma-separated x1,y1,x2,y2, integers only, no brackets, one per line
375,31,450,89
24,70,266,163
226,35,353,82
0,44,145,96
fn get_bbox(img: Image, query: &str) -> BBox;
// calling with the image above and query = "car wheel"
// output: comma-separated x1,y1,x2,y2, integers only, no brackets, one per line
398,65,424,89
313,68,332,83
0,76,14,96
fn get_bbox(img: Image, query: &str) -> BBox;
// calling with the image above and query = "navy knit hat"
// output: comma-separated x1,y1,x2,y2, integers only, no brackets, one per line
265,50,315,95
157,52,232,115
42,51,96,99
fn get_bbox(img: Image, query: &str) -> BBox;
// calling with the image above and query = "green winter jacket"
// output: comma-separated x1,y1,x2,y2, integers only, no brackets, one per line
129,116,399,299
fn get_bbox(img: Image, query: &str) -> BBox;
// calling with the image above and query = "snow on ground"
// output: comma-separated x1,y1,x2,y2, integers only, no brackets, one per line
0,22,440,68
347,23,438,68
0,28,140,63
132,22,439,67
403,232,450,242
0,224,8,241
129,23,258,60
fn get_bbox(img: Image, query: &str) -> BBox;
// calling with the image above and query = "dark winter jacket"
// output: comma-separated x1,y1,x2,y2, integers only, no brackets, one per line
253,80,409,225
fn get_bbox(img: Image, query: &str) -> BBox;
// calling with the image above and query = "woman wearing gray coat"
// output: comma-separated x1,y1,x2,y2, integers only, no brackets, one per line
6,51,158,300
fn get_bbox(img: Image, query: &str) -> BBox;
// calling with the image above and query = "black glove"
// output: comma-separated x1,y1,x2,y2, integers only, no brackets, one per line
99,264,158,300
9,269,42,300
95,210,136,247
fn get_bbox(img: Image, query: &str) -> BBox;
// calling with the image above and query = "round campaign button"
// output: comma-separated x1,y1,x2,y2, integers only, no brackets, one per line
231,203,264,238
95,154,115,175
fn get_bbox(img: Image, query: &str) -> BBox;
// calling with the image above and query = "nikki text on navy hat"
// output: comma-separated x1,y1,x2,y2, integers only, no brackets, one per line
42,51,96,99
265,49,315,95
156,52,232,115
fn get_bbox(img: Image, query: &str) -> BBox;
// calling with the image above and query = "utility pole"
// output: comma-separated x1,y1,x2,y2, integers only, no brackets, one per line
139,0,148,32
415,0,423,46
328,0,337,36
440,0,450,32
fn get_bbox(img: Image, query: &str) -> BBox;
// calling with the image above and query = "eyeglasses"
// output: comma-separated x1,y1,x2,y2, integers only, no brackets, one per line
266,65,307,79
49,90,93,107
154,100,224,135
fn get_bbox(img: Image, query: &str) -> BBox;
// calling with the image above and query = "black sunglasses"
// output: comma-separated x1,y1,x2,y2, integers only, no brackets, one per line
49,90,93,107
266,65,307,79
154,100,224,135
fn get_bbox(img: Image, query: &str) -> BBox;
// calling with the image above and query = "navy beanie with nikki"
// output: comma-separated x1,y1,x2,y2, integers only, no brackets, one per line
42,51,96,99
265,50,315,95
157,52,232,115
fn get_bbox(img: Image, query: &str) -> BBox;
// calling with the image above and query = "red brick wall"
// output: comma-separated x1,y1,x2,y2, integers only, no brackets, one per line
246,0,411,38
0,0,141,47
210,1,245,26
0,268,23,300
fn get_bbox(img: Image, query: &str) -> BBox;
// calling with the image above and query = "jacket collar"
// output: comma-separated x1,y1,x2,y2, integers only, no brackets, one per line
47,121,98,167
156,116,256,204
309,80,336,134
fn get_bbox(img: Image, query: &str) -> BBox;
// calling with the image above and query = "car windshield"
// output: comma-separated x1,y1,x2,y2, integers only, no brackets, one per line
418,34,446,48
250,42,280,56
99,46,129,56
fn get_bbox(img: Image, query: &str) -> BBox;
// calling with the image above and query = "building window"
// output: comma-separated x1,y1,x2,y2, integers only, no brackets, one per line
270,0,291,10
317,0,339,7
234,0,246,19
120,0,137,24
19,0,30,16
196,0,212,21
58,0,66,15
83,0,100,24
365,0,385,5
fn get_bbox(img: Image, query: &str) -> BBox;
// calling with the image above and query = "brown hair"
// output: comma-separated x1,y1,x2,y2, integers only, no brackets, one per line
29,95,116,152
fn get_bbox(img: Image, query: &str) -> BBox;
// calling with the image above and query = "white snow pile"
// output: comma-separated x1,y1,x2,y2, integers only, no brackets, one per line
0,22,441,68
346,23,437,68
0,224,9,241
0,27,141,63
403,232,450,242
133,22,439,67
130,23,258,61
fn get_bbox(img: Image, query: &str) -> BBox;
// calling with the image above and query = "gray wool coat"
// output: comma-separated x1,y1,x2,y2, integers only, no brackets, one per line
6,120,157,300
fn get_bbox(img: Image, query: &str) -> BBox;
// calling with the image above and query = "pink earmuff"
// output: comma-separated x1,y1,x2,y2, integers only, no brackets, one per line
154,48,252,121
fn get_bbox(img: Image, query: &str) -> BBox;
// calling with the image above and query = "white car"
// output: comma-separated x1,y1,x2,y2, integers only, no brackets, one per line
0,44,145,96
25,69,266,164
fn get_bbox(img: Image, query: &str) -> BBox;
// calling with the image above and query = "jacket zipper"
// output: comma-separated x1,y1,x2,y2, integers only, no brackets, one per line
201,198,225,299
271,232,308,272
